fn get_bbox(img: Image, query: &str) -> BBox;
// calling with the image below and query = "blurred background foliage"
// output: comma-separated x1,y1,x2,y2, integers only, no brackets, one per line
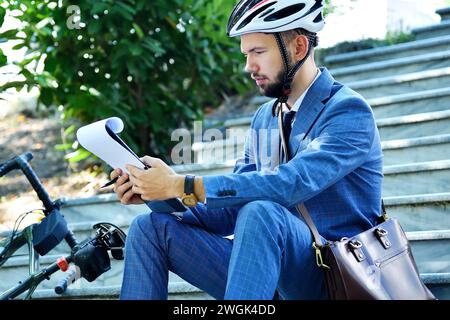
0,0,251,164
0,0,333,165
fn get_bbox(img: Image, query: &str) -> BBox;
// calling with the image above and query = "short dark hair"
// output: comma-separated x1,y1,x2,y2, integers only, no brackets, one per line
281,28,319,48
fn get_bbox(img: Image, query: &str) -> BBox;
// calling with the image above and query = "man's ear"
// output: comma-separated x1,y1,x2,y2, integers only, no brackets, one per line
293,34,309,61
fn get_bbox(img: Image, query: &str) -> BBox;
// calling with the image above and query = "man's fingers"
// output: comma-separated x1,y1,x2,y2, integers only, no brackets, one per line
113,174,129,192
117,173,129,185
131,184,142,194
121,188,137,205
141,156,163,168
110,168,122,180
116,180,133,198
126,165,143,177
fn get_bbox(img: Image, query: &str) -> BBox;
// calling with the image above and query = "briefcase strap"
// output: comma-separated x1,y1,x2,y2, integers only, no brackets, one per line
277,105,385,267
277,106,325,247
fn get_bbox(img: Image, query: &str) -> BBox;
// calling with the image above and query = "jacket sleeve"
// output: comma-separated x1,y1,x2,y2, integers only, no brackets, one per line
202,97,377,209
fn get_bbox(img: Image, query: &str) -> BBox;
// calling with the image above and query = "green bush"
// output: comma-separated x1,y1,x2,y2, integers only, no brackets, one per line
0,0,252,164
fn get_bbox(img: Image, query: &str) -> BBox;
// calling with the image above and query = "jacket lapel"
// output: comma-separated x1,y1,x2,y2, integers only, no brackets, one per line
288,68,335,158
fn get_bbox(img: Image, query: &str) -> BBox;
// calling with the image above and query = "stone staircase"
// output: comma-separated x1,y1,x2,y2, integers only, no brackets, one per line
2,7,450,300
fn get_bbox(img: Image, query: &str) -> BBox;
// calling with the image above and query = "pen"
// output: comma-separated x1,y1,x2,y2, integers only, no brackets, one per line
100,177,119,189
100,165,149,189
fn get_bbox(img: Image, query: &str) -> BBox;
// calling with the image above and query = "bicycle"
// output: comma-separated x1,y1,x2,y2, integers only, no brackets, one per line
0,151,127,300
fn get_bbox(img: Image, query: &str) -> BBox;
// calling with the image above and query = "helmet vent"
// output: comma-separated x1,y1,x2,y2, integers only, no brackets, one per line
264,4,306,22
228,0,264,33
237,2,276,31
313,12,323,23
300,0,323,19
259,8,275,18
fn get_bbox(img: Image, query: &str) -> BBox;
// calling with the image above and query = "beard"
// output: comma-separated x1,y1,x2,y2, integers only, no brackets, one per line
258,68,285,98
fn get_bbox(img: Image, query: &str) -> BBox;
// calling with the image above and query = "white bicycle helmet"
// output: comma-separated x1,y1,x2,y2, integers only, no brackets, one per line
227,0,325,37
227,0,326,115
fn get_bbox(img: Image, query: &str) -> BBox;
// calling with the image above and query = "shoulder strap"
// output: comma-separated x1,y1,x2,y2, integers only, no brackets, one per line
277,105,386,248
277,106,324,247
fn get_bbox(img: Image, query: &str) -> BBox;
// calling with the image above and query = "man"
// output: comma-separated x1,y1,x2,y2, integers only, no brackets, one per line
114,0,383,300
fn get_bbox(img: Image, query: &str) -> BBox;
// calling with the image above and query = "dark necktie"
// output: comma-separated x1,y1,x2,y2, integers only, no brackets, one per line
282,110,296,143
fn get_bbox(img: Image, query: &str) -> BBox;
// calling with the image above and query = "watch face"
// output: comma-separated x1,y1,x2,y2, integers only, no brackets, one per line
183,197,197,207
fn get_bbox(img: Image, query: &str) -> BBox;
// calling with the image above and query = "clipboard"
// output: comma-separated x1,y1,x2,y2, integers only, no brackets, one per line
76,117,187,213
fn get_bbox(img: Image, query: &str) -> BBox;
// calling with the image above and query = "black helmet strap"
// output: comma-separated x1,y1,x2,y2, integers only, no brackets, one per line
271,32,314,116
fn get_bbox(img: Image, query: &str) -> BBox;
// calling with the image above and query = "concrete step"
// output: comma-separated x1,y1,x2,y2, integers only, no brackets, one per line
191,131,450,167
377,110,450,140
173,160,450,199
331,50,450,84
347,67,450,99
31,284,213,300
2,192,449,272
0,251,211,299
3,230,448,299
412,20,450,40
385,192,450,231
437,7,450,21
27,273,450,300
382,160,450,197
424,273,450,300
87,191,450,233
53,191,450,233
213,89,450,129
407,231,450,273
381,133,450,165
58,194,147,225
4,216,447,269
324,35,450,69
28,273,450,300
206,86,450,130
213,109,450,142
369,87,450,119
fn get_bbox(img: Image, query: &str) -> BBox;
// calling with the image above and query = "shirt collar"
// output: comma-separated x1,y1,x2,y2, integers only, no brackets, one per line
282,68,322,113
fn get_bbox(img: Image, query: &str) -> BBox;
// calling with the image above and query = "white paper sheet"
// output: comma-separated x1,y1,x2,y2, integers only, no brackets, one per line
76,117,187,213
76,117,145,173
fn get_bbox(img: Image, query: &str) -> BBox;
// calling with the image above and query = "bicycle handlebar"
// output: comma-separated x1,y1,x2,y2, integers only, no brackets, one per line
0,152,78,253
0,152,55,214
54,268,78,294
0,152,32,177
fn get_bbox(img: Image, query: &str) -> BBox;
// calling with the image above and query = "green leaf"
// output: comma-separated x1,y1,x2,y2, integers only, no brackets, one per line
39,87,54,106
143,38,165,55
132,23,144,40
65,149,92,163
63,124,77,136
129,44,143,56
91,3,109,14
0,29,19,39
54,143,72,151
0,48,6,67
21,68,34,80
88,20,102,34
0,7,6,28
113,2,136,21
12,42,27,50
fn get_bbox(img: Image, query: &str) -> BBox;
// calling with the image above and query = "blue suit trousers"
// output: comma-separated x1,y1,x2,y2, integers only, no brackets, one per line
120,200,328,300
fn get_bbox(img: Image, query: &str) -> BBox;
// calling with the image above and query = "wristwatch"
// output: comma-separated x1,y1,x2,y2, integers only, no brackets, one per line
181,175,198,207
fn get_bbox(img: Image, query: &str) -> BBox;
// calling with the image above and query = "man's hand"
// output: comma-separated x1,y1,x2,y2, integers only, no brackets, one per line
125,156,184,201
111,168,145,205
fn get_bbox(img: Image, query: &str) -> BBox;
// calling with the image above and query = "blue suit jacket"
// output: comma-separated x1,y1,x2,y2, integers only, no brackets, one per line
183,68,383,241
